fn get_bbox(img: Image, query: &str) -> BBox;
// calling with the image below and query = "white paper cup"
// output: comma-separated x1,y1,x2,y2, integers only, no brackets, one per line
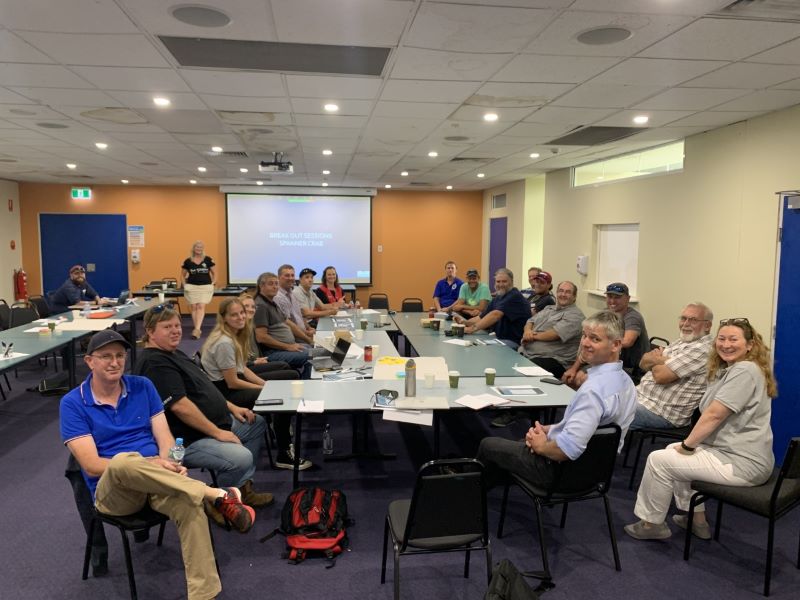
424,372,435,389
161,283,167,290
158,292,165,303
371,344,380,358
380,314,391,325
71,309,80,319
291,380,304,399
354,329,364,340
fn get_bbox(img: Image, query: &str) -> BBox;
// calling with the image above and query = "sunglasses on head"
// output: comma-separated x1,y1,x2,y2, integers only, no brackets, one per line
719,317,751,328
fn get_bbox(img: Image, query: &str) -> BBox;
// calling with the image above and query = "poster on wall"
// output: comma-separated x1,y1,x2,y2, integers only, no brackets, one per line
127,225,144,248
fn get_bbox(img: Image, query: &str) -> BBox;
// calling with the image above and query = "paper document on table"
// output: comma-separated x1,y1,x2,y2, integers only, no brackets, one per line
296,400,325,413
56,319,126,331
346,343,362,358
442,339,472,347
396,396,449,410
372,356,449,381
513,365,553,377
335,311,349,317
455,394,510,410
360,309,380,315
492,385,546,397
382,408,433,427
0,352,30,362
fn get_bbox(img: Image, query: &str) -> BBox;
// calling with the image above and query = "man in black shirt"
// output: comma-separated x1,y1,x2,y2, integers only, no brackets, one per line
133,304,273,511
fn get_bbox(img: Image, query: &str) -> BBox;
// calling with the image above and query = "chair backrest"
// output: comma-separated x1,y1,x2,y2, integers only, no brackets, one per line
162,277,178,289
144,280,164,290
401,297,424,312
28,295,51,318
778,437,800,480
401,458,487,550
550,424,622,497
368,293,389,310
9,306,39,328
0,301,10,330
649,336,670,350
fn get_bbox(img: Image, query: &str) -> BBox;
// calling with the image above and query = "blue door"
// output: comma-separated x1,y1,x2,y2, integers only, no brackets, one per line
772,194,800,462
40,214,128,297
488,217,507,293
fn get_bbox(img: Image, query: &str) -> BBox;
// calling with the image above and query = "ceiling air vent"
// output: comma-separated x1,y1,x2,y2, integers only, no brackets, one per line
410,181,431,186
547,126,641,146
714,1,800,22
492,193,507,209
218,151,248,158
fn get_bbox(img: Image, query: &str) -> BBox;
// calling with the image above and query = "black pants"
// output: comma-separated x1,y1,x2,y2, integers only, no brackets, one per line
65,455,108,564
247,360,300,380
476,437,556,490
529,356,566,380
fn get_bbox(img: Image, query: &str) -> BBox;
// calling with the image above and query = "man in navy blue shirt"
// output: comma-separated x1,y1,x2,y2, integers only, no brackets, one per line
433,260,463,312
50,264,101,314
456,268,530,348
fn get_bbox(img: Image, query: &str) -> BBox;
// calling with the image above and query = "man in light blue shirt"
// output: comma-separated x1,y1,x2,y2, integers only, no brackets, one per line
477,310,636,487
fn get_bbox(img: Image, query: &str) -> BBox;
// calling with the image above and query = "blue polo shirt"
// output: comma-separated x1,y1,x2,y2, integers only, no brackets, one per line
60,374,164,498
433,277,463,308
482,287,531,343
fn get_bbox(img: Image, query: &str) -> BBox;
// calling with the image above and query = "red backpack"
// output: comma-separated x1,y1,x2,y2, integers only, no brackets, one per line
261,487,350,566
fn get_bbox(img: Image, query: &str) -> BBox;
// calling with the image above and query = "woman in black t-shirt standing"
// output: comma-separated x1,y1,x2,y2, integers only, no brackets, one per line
181,240,216,339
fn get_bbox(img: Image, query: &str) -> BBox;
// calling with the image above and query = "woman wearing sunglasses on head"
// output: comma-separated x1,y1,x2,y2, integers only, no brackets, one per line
625,317,777,541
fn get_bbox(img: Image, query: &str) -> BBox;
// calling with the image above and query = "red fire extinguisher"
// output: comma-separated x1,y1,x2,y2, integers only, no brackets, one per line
13,268,28,301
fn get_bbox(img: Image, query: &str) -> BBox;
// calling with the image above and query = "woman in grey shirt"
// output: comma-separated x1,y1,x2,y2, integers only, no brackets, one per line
625,318,777,541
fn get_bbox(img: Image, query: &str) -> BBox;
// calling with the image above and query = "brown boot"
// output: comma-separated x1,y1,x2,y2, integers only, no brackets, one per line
240,480,274,508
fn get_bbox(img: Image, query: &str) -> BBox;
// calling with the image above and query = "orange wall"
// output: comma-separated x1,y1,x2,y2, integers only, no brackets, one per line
18,184,483,310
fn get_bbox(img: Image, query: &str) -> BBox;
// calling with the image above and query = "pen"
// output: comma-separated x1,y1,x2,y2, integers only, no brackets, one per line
3,342,13,357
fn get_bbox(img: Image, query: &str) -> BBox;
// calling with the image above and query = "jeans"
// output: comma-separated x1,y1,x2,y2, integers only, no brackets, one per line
629,404,677,431
183,416,266,487
263,348,311,379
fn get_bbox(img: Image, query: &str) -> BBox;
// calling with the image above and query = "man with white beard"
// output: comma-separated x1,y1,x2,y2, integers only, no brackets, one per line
629,302,714,430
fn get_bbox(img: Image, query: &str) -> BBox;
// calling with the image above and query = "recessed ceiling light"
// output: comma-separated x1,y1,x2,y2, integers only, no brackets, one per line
530,152,540,159
322,149,333,156
483,113,499,122
256,181,263,186
66,163,77,170
428,151,438,157
576,26,632,46
384,184,392,189
446,185,453,190
322,170,330,175
153,96,171,107
197,166,207,172
322,182,329,187
401,171,409,177
324,103,339,112
121,179,129,184
477,173,485,178
190,179,197,184
95,142,108,150
211,146,223,153
633,115,649,125
240,167,248,173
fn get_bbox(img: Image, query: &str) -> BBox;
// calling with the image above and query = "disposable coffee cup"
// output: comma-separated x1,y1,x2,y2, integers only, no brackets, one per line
291,380,304,399
424,372,435,389
354,329,364,340
454,324,465,338
484,368,496,385
161,283,167,290
158,292,165,303
371,344,380,358
47,321,56,333
449,370,460,389
71,309,80,319
360,319,368,330
380,314,391,325
430,319,441,331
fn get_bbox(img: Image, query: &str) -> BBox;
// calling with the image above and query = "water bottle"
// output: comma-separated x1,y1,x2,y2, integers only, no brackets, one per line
405,358,416,397
322,424,333,455
81,303,91,318
168,437,185,465
354,300,361,323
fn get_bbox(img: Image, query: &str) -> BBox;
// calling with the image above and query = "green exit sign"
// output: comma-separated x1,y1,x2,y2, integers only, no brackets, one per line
71,187,92,200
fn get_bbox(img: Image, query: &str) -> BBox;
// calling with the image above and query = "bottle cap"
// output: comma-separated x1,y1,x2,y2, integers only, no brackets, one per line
175,437,183,446
405,358,416,368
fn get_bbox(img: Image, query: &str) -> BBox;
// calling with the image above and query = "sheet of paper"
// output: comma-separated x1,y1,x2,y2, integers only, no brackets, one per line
296,400,325,413
346,342,362,358
335,311,349,317
442,338,473,347
359,308,380,314
372,356,449,381
396,396,450,410
0,352,30,362
454,393,510,410
513,365,553,377
56,319,126,331
381,408,434,427
491,385,546,397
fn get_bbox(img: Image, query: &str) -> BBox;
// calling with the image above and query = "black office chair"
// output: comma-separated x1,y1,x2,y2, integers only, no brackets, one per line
650,336,670,350
9,305,38,328
683,437,800,597
0,299,10,329
28,294,51,318
401,298,424,312
497,424,622,588
381,458,491,600
162,277,178,289
368,293,390,310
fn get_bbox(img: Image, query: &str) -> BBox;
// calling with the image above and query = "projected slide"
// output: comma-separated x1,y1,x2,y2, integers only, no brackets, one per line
227,193,372,285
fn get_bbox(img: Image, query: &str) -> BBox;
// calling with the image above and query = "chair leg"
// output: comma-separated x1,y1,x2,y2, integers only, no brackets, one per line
263,423,275,469
119,528,138,600
156,520,166,546
714,501,723,541
393,545,401,600
464,546,471,578
497,482,510,538
559,504,568,529
485,541,493,586
684,494,701,561
622,430,636,467
602,495,621,571
765,517,776,597
628,433,647,490
380,518,389,584
533,501,551,581
82,518,96,580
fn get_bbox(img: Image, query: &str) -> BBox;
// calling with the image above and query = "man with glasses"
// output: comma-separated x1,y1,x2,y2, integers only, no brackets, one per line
61,330,256,599
629,302,714,430
50,264,102,314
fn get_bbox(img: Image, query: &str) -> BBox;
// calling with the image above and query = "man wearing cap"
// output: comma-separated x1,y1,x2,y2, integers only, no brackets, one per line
449,269,491,318
525,269,556,316
275,264,315,344
563,282,649,388
61,330,256,600
50,265,102,314
433,261,463,313
292,267,338,328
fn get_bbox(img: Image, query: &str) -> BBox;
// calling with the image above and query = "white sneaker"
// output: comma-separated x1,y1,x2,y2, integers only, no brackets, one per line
275,449,312,471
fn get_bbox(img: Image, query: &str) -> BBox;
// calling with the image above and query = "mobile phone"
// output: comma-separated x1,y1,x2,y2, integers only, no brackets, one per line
540,377,563,385
255,398,284,406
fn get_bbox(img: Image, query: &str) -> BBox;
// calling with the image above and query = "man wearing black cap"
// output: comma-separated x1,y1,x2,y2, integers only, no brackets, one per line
60,330,256,599
50,265,102,314
449,269,491,318
292,267,338,328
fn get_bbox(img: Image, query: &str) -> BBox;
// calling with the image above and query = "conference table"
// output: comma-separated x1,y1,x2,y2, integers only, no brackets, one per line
131,283,358,302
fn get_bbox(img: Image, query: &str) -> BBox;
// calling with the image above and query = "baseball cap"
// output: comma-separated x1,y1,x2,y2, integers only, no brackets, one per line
299,268,317,278
466,269,479,277
69,265,86,274
605,282,629,296
533,271,552,284
87,330,131,354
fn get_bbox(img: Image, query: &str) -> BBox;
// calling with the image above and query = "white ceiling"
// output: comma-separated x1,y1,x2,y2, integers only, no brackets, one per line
1,0,800,190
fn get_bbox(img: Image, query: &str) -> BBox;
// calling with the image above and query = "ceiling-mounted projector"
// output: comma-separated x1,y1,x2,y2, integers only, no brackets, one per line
259,151,293,175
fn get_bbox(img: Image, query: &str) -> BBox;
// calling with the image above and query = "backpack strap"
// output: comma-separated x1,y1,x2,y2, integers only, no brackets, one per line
259,527,282,544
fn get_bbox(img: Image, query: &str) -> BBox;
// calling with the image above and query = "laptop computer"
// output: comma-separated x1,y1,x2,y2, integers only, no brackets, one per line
100,290,130,307
312,337,351,370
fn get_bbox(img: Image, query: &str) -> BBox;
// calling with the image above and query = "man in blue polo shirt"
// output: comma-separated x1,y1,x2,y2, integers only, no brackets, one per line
60,330,256,600
477,311,636,488
433,260,463,312
456,267,530,348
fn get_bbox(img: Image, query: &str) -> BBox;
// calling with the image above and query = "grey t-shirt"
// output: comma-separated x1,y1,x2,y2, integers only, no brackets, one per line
700,360,774,483
620,307,649,372
253,294,295,347
201,335,242,382
292,286,322,314
520,303,585,367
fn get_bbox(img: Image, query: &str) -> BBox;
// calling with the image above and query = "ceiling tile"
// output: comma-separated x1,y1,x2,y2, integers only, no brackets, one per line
372,101,458,119
70,66,191,92
0,88,36,104
774,77,800,90
0,0,139,33
291,98,373,116
390,47,512,81
594,109,696,127
591,58,727,86
639,18,800,61
710,89,800,112
364,117,442,144
682,63,800,89
137,109,228,134
665,111,763,128
0,64,91,88
448,105,537,122
199,95,292,112
9,87,121,107
382,80,480,103
179,69,285,97
286,75,381,100
294,114,367,128
470,82,575,108
570,0,731,15
18,32,171,68
633,87,751,111
491,54,620,84
555,83,663,108
0,30,54,63
108,91,207,110
747,37,800,65
525,105,618,125
500,122,577,138
297,126,362,139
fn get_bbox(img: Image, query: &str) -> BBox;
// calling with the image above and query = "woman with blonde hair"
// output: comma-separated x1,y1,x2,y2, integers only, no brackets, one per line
181,240,215,339
625,318,776,541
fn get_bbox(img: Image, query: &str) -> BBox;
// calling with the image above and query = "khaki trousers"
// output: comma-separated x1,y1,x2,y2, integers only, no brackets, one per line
94,453,221,600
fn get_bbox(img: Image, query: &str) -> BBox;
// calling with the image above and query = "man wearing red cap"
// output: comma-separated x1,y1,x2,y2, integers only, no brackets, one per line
521,267,555,316
50,264,102,314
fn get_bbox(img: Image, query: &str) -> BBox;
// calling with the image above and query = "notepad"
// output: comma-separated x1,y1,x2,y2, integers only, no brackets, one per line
455,394,510,410
492,385,545,397
513,365,553,377
396,396,449,410
296,400,325,413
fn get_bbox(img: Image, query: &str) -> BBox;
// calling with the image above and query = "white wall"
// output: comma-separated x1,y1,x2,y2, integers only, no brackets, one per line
0,179,21,302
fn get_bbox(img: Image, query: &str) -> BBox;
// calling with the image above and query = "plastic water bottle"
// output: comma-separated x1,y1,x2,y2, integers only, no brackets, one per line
322,425,333,455
405,359,416,397
168,437,185,465
80,303,91,318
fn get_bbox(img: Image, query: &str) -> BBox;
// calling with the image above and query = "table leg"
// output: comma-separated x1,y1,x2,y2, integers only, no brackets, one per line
433,412,440,458
66,340,76,388
293,413,303,489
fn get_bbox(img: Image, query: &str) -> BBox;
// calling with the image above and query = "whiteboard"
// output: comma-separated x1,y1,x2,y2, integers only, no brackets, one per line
596,224,639,296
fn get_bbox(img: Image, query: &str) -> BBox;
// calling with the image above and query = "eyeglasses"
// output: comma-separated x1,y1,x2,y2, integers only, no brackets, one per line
90,352,127,363
679,316,709,325
720,317,751,328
